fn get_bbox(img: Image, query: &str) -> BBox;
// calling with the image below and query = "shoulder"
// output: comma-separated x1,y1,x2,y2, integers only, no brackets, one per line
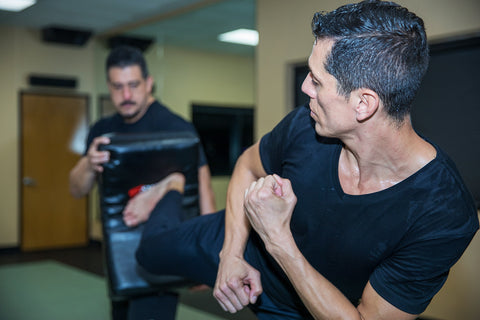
259,105,341,173
262,106,310,141
142,101,197,134
150,101,189,121
406,145,478,239
260,105,337,151
424,145,475,210
89,113,122,137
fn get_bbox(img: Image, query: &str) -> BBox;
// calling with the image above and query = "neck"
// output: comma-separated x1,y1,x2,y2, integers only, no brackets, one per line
123,96,154,124
339,119,436,195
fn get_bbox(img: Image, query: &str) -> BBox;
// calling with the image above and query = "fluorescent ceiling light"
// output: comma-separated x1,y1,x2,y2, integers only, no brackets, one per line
218,28,258,46
0,0,36,12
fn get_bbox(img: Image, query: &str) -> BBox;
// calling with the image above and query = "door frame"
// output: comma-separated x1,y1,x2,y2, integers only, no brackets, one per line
19,89,91,250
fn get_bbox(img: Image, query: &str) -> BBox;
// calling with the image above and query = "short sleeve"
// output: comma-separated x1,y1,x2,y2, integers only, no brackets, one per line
370,203,478,314
84,122,103,155
260,106,309,175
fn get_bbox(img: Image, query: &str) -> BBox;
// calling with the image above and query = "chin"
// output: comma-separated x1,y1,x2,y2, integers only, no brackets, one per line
314,123,331,137
121,111,140,121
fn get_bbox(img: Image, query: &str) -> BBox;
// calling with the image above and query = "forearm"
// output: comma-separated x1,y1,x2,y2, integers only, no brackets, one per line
221,142,266,258
221,166,254,258
69,157,97,198
198,165,217,215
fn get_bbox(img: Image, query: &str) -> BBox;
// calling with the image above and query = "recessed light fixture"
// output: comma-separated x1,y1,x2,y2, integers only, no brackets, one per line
218,28,259,46
0,0,36,12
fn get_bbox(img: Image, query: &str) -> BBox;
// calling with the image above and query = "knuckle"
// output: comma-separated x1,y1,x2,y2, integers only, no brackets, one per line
226,278,238,288
219,283,230,291
258,189,270,200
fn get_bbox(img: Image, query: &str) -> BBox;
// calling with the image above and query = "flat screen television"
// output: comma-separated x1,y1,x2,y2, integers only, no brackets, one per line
192,104,254,176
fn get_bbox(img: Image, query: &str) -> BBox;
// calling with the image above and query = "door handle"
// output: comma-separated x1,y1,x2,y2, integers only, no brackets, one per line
23,176,37,187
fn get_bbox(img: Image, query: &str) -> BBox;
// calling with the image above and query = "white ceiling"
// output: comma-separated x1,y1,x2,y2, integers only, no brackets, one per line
0,0,256,55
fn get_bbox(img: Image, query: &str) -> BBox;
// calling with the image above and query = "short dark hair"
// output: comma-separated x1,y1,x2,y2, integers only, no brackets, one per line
106,45,149,80
311,0,429,123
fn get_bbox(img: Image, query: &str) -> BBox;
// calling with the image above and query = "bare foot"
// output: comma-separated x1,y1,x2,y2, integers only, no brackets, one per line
140,172,185,203
162,172,185,195
122,173,185,227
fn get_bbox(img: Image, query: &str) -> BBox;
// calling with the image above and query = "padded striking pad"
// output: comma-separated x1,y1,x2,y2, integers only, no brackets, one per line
98,131,200,300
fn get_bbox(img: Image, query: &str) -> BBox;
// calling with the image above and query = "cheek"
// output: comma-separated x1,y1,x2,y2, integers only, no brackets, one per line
134,87,149,100
110,93,123,105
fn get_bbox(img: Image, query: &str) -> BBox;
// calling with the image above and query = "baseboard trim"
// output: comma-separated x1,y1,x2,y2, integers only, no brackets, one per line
0,239,103,254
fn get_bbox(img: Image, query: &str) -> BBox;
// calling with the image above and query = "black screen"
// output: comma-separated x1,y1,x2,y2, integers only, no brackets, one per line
412,35,480,207
192,104,254,176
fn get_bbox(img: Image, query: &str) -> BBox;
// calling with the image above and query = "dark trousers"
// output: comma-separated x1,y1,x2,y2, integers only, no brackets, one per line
137,191,223,288
111,293,178,320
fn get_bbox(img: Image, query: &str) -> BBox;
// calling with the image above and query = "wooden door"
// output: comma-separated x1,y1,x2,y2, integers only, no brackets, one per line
21,92,89,251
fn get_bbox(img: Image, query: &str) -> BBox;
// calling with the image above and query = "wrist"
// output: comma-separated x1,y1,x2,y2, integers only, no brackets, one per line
266,233,298,261
219,247,243,260
219,239,247,261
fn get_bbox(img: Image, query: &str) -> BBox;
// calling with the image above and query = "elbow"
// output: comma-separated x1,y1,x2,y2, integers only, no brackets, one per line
68,176,84,198
69,188,84,199
68,180,88,199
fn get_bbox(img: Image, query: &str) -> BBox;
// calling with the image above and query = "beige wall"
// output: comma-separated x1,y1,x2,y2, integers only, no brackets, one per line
0,28,254,245
0,27,98,246
256,1,480,319
0,27,20,247
157,46,255,211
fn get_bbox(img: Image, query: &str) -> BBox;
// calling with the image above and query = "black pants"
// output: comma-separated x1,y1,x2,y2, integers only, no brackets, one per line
111,293,178,320
110,191,187,320
137,191,223,288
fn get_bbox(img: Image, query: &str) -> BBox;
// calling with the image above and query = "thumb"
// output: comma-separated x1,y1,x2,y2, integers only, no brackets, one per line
248,280,263,304
271,174,284,197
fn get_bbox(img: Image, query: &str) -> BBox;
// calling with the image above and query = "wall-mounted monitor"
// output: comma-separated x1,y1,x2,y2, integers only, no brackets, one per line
412,35,480,208
192,104,254,176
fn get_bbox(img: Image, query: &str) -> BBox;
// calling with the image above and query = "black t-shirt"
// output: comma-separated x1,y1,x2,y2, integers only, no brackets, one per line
85,100,207,167
253,104,478,314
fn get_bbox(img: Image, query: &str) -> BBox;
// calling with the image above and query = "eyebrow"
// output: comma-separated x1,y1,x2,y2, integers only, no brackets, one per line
110,80,141,86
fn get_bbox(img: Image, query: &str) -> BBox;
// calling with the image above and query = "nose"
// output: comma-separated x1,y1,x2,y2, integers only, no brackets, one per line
122,86,132,100
301,73,315,99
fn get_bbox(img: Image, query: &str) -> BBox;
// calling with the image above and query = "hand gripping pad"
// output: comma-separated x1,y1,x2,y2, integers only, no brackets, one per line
98,131,200,300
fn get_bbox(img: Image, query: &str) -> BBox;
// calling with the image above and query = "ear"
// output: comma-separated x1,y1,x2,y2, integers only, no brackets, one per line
146,75,154,93
354,89,379,122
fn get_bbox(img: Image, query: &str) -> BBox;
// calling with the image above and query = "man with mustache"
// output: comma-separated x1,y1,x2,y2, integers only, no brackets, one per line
69,45,216,319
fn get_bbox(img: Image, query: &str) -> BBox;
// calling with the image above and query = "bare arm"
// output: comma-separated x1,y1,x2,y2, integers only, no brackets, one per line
213,140,267,313
198,164,217,215
244,175,418,320
69,136,110,198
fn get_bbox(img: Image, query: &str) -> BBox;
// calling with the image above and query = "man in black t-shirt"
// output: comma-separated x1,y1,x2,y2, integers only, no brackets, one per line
135,2,479,320
69,45,216,320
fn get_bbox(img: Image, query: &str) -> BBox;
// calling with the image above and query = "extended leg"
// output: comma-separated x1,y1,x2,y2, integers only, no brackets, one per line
136,191,226,287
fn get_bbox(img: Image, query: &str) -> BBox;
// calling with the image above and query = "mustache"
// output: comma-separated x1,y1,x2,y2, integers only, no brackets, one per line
120,100,136,106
